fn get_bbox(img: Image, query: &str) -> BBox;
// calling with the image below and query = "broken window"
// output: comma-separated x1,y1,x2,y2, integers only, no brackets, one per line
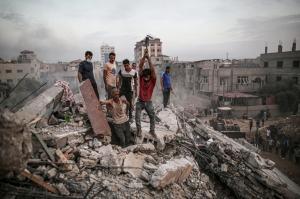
293,76,298,84
293,60,299,68
277,61,283,68
237,76,249,84
17,69,23,73
200,76,208,84
276,76,282,81
6,69,12,73
264,62,268,68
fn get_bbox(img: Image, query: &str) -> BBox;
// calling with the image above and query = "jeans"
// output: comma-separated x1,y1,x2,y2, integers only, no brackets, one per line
113,121,131,147
163,88,171,108
91,82,99,99
135,100,155,132
120,90,133,119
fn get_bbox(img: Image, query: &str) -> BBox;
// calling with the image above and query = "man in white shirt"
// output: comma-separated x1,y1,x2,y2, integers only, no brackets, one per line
103,52,117,99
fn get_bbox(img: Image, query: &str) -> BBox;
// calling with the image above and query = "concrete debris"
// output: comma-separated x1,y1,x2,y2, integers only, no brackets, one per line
150,157,193,189
2,83,300,199
123,152,145,178
183,117,300,199
0,109,32,177
124,143,155,153
56,182,70,196
15,85,64,124
80,79,111,137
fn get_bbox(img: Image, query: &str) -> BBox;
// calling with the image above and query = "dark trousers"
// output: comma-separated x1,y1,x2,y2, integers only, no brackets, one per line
120,91,133,119
91,82,99,99
113,121,131,147
163,88,171,108
135,100,155,132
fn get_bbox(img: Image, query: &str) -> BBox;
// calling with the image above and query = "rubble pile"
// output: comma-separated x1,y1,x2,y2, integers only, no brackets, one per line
1,82,300,198
0,109,32,176
176,114,300,199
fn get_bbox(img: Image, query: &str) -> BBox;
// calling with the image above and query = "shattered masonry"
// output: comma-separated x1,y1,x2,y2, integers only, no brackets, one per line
0,80,299,199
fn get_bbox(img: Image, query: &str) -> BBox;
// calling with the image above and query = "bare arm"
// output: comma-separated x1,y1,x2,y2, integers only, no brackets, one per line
116,71,122,89
138,49,148,76
103,66,108,89
100,99,112,106
147,54,156,80
160,76,164,91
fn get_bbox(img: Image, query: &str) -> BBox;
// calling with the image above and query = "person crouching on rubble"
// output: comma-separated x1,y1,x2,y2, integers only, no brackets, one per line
100,88,131,147
135,49,157,138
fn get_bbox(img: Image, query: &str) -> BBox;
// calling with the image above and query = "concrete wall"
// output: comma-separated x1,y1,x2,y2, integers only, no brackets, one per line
231,104,279,118
0,59,41,86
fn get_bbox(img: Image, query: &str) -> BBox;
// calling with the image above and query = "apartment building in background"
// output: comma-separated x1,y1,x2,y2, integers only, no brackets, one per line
0,50,41,86
100,44,115,65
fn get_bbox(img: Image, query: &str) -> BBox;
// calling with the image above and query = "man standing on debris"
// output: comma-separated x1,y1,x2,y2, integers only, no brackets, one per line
136,49,156,138
103,52,117,99
117,59,138,123
78,51,99,99
100,88,131,147
161,66,172,108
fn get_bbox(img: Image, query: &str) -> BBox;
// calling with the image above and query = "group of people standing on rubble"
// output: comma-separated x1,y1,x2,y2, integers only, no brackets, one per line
77,50,173,147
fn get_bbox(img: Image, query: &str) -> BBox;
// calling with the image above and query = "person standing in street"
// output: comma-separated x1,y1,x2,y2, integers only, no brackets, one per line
161,66,172,108
78,51,99,99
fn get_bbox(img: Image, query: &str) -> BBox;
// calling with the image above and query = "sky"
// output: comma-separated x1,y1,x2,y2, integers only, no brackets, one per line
0,0,300,62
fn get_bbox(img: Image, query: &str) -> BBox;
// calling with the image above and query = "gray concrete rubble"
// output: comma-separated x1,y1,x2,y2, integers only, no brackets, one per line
150,157,193,189
180,117,300,199
15,85,64,124
0,109,32,177
1,86,300,199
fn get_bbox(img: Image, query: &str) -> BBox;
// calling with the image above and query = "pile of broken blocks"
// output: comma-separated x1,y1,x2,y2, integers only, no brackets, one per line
0,84,225,199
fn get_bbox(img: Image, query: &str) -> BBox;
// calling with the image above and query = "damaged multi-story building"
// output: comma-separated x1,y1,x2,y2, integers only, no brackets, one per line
172,40,300,117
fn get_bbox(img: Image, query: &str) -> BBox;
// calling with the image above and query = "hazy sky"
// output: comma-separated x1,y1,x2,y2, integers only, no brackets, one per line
0,0,300,62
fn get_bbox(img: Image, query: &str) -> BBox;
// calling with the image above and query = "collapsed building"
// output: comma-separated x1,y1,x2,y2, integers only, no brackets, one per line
0,79,300,199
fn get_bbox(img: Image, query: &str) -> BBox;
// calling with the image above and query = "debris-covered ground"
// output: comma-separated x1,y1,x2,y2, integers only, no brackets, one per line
1,83,300,199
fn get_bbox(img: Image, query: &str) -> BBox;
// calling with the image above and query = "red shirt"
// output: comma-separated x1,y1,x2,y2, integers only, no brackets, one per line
139,77,156,101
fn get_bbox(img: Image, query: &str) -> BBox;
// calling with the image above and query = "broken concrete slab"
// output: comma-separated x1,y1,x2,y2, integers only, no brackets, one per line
56,183,70,196
79,158,97,168
123,152,145,178
15,85,64,124
80,79,111,137
97,145,122,175
0,110,32,176
124,143,155,153
156,108,178,132
150,157,193,189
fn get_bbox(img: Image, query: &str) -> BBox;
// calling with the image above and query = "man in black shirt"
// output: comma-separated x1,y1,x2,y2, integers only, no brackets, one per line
78,51,99,99
117,59,137,122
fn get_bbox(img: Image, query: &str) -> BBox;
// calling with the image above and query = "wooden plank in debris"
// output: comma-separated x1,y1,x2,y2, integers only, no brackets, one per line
80,79,111,137
32,130,55,162
55,149,73,171
21,169,58,194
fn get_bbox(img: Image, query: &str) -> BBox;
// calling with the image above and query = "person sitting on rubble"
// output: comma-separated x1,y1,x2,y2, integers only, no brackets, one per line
78,51,99,99
116,59,138,123
100,88,131,147
135,48,157,138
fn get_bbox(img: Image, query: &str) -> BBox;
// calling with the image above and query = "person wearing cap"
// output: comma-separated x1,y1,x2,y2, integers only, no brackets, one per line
135,49,156,138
